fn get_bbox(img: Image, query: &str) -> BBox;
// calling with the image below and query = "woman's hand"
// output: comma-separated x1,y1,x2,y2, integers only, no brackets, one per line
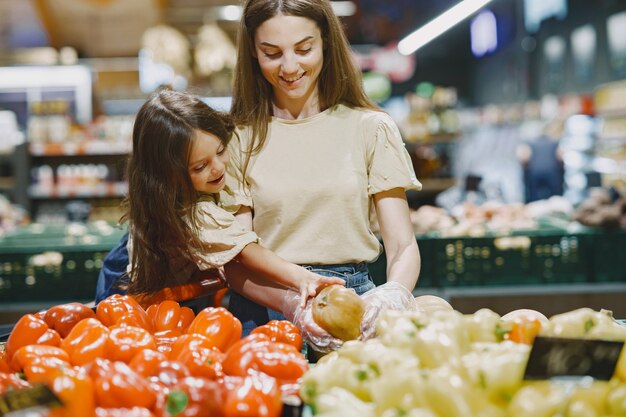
359,281,414,340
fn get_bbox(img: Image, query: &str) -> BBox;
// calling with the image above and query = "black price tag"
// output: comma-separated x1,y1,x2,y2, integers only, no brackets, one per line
524,336,624,381
0,384,62,416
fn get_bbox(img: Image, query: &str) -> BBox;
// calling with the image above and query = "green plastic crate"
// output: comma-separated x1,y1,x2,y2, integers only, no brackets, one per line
420,230,590,287
0,224,126,303
369,238,437,288
588,229,626,283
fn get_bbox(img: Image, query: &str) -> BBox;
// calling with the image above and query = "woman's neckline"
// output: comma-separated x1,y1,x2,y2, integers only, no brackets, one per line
271,105,338,124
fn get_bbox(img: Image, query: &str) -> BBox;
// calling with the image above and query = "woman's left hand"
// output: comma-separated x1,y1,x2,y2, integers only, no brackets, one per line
359,281,414,340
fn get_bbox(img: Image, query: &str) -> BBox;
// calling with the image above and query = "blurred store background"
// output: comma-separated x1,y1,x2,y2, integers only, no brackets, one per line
0,0,626,320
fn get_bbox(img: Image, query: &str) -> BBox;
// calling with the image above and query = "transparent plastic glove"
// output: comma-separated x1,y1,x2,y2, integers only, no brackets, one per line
298,272,345,307
359,281,414,340
282,290,343,353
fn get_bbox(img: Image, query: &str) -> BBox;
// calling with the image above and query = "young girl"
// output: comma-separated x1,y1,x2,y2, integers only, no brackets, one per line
121,89,343,303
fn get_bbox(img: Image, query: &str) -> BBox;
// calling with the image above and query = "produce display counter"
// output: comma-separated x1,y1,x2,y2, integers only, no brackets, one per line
0,222,127,323
370,225,626,316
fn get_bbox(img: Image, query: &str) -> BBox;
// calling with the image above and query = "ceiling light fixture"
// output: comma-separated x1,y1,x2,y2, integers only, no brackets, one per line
331,1,356,17
398,0,495,55
213,1,355,22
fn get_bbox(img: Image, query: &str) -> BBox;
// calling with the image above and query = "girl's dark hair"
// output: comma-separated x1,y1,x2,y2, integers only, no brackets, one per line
122,89,235,295
230,0,378,172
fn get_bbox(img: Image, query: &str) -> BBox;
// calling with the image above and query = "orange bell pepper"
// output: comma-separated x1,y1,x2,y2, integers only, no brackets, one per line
153,329,182,355
93,360,157,410
23,356,72,384
250,320,303,351
149,360,191,388
169,334,225,380
96,294,154,333
5,314,61,361
222,333,308,385
128,349,191,386
106,325,157,363
45,367,96,417
61,318,110,366
506,317,542,345
42,302,97,338
0,372,31,395
10,344,70,372
147,300,195,334
0,349,12,373
186,307,242,352
220,373,282,417
129,349,168,378
96,407,155,417
155,376,222,417
133,271,225,310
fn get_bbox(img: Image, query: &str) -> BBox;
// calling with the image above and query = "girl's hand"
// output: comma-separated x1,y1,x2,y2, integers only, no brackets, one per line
299,273,345,307
281,291,344,353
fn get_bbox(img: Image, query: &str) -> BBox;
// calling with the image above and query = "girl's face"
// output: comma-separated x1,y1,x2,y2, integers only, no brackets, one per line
254,14,324,108
188,130,229,194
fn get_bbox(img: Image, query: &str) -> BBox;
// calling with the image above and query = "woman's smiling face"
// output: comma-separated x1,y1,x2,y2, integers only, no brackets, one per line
253,14,324,108
188,129,229,194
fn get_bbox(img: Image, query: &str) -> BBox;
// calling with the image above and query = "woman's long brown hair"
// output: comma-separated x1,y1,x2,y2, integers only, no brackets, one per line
230,0,379,174
122,89,235,294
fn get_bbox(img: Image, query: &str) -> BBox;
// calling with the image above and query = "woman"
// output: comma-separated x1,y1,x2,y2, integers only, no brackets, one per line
223,0,422,340
97,0,421,348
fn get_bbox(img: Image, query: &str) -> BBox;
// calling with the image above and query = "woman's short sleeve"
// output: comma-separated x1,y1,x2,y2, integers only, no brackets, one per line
226,130,253,208
192,201,258,269
367,113,422,195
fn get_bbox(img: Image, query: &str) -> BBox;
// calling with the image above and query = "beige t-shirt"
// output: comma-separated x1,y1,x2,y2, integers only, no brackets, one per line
127,192,258,285
228,104,421,265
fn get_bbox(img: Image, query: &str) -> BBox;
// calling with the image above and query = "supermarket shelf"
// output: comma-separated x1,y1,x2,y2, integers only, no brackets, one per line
29,141,131,156
28,182,128,199
0,176,15,190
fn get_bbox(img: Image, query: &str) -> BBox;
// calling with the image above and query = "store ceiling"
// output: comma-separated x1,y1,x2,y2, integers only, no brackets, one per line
24,0,465,58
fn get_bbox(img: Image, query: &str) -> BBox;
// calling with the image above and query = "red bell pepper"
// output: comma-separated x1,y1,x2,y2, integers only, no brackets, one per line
106,325,157,363
42,302,97,338
222,333,308,385
5,314,61,361
220,373,283,417
186,307,242,352
61,317,110,366
0,372,31,395
0,349,10,374
96,294,154,333
23,356,72,384
10,344,69,372
155,376,223,417
129,349,169,378
169,334,225,380
153,329,182,355
96,407,155,417
147,300,195,334
45,367,96,417
93,360,157,410
250,320,303,351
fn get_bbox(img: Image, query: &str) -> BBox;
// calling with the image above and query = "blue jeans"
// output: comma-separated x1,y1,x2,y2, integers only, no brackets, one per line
229,262,375,336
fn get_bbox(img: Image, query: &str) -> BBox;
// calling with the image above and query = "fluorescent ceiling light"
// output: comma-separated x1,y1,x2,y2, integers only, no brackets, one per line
213,1,354,21
331,1,356,17
218,5,242,21
398,0,495,55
